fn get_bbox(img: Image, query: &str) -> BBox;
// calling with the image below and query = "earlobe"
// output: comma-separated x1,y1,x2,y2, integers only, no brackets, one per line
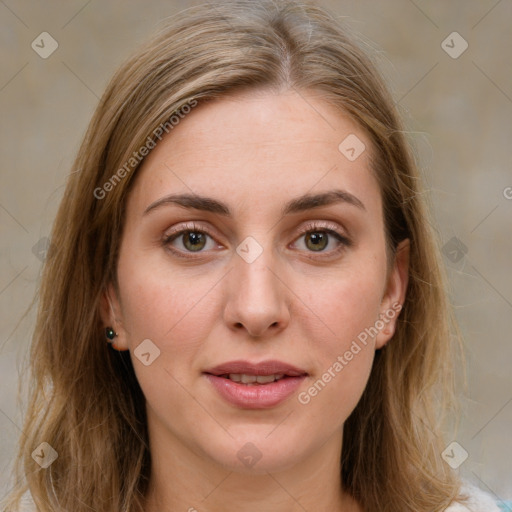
99,283,129,351
375,239,410,349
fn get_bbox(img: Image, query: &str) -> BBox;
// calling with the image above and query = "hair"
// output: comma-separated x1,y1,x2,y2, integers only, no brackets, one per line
3,1,467,511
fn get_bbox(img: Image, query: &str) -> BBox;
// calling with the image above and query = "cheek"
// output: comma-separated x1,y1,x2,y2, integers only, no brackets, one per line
298,257,386,348
294,256,386,414
116,257,223,416
116,249,222,359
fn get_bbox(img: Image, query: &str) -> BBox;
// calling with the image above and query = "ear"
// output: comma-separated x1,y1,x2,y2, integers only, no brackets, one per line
99,282,129,351
375,239,410,349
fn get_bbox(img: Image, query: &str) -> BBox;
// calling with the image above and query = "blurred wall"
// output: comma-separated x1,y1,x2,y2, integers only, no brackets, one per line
1,0,511,504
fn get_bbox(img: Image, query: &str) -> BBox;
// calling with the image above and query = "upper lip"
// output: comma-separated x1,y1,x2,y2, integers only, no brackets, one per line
204,360,308,377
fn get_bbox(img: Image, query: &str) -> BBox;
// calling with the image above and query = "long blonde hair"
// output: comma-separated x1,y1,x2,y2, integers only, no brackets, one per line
3,1,465,510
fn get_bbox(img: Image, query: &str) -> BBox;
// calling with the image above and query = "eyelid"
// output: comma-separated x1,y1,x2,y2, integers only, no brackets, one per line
162,221,217,241
162,219,352,259
296,220,352,244
289,221,352,260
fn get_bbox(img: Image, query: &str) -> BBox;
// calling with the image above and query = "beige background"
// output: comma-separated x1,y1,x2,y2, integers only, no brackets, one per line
1,0,511,505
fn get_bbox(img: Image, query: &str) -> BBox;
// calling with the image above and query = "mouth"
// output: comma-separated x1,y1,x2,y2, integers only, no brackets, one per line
203,360,308,409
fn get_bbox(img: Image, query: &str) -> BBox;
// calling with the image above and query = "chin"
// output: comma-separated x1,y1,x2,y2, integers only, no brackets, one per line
202,428,307,475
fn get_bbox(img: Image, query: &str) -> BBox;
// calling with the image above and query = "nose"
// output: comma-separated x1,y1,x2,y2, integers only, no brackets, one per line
223,248,290,338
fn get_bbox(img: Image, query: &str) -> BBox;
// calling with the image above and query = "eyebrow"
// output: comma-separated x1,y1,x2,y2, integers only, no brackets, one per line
143,189,366,216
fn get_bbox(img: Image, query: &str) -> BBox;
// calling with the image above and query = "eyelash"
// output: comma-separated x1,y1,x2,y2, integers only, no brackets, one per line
162,221,352,260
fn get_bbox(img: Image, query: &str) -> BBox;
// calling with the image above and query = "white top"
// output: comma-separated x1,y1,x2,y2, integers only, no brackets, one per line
445,482,501,511
19,481,501,511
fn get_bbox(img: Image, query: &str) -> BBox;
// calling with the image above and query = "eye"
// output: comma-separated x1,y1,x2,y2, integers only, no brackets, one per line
162,221,351,260
292,222,352,255
163,222,219,256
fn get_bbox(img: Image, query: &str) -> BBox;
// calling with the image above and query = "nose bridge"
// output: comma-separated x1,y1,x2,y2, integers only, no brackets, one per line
224,238,290,336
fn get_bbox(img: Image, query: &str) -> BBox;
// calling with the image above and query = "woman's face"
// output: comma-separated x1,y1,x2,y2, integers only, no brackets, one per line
103,89,408,474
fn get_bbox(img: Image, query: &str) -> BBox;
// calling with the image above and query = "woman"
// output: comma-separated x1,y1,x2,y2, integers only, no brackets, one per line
2,1,505,511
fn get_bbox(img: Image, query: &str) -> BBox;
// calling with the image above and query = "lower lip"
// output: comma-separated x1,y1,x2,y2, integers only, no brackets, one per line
204,374,306,409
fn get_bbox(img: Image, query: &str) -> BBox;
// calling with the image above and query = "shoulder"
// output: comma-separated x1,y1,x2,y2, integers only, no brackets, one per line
446,482,503,512
18,492,36,512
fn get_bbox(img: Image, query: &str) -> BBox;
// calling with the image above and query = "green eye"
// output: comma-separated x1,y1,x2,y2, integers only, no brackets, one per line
164,229,215,254
163,222,351,261
304,232,329,251
181,231,207,252
295,228,350,254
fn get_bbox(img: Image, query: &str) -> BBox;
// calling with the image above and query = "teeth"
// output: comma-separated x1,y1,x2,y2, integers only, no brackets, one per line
255,374,278,384
227,373,285,384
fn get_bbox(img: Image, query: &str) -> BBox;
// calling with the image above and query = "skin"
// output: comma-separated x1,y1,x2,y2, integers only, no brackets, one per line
101,88,409,512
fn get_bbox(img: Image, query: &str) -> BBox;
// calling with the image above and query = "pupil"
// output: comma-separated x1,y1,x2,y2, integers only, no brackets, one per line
185,232,205,251
307,232,327,251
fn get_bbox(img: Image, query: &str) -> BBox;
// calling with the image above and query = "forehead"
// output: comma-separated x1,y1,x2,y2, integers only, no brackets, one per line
129,89,382,219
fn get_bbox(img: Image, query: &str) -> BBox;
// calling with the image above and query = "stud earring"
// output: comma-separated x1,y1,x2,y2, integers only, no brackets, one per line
105,327,117,343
